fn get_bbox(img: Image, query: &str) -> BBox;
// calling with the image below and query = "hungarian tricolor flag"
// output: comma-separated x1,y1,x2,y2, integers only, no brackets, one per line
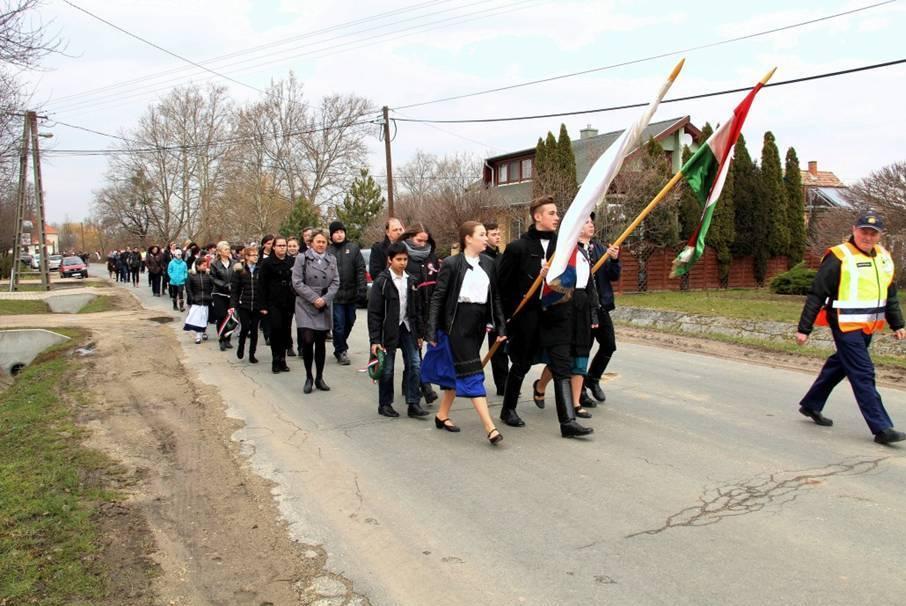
671,73,771,277
542,59,685,308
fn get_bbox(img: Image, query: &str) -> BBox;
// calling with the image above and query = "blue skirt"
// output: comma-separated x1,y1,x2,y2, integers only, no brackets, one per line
422,330,486,398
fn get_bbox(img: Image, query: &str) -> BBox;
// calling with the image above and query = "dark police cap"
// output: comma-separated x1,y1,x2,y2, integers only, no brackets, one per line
854,211,884,232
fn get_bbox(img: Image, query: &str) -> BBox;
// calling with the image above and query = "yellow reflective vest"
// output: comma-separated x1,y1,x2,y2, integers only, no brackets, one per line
816,242,895,334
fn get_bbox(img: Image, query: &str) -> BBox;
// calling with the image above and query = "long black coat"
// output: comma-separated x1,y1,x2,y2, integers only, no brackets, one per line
496,226,556,318
368,269,424,349
588,240,621,312
259,254,295,310
426,253,506,343
368,237,391,280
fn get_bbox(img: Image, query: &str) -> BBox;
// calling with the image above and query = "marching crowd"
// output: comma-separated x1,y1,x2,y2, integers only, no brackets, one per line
123,196,622,446
118,200,905,447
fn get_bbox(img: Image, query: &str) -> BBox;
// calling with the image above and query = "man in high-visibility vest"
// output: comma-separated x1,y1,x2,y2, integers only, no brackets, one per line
796,211,905,444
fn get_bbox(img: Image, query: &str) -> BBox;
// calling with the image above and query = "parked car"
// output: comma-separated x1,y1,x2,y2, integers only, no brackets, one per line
30,253,63,270
19,253,33,266
59,255,88,278
358,248,373,308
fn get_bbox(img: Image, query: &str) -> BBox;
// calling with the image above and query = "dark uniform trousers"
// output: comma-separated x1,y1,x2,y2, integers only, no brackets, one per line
799,328,893,434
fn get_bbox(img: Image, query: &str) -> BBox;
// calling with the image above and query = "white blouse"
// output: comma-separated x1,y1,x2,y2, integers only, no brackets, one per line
576,244,590,288
458,255,490,304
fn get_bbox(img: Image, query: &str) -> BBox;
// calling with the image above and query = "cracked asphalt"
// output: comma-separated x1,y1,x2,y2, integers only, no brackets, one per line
128,284,906,606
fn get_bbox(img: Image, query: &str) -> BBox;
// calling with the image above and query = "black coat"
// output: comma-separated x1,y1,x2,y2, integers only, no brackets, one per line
230,263,263,312
368,269,424,349
209,257,235,297
588,240,621,312
426,253,506,342
328,240,367,304
496,226,557,317
369,237,391,280
186,271,214,306
259,254,296,310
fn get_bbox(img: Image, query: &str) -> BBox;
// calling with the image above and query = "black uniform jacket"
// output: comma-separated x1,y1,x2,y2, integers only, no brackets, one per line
496,226,556,318
426,253,506,343
367,269,425,350
230,263,263,312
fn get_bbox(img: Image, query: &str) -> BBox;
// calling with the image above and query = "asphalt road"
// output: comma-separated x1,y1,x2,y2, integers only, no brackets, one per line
126,282,906,606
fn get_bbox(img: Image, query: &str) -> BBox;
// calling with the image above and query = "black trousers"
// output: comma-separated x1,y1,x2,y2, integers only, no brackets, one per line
150,272,162,296
267,305,293,362
588,310,616,379
237,308,261,356
487,330,509,393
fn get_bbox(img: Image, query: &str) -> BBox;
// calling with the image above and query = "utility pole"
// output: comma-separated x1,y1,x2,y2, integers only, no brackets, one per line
9,111,51,292
381,105,394,217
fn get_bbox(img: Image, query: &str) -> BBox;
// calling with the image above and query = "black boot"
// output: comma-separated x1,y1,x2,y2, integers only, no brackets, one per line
421,383,438,404
554,378,593,438
499,372,525,427
579,388,597,409
236,336,245,359
585,377,606,402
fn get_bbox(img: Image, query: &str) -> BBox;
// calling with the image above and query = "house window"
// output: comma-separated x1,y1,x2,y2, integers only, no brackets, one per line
497,157,533,185
510,217,524,239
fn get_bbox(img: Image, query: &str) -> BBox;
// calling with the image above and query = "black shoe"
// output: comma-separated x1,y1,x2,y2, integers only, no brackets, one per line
574,406,592,419
219,341,227,352
874,428,906,445
585,378,606,402
560,420,594,438
272,363,281,374
286,347,296,357
408,403,429,418
224,340,233,349
580,389,597,409
237,345,244,359
303,378,313,393
799,406,833,427
315,378,330,391
434,417,461,432
172,303,178,310
378,405,400,418
488,428,503,445
423,388,438,404
280,363,291,372
500,407,525,427
337,351,351,366
532,379,546,409
248,354,258,364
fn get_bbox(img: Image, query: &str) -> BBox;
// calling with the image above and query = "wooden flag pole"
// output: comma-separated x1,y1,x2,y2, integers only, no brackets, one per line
590,169,684,275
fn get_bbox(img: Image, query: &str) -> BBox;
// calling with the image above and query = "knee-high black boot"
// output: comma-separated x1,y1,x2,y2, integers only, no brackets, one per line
500,370,526,427
554,378,593,438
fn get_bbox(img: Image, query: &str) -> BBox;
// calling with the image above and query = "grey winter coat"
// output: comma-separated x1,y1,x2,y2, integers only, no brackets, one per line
292,249,340,331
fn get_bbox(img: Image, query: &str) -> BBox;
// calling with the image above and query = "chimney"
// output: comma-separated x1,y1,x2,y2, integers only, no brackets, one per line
808,161,818,176
580,124,598,140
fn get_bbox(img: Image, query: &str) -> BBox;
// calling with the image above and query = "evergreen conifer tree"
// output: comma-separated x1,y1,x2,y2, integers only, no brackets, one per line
761,131,790,257
707,160,736,286
279,195,321,239
783,146,807,265
335,168,385,243
641,137,679,247
731,133,757,256
556,123,578,207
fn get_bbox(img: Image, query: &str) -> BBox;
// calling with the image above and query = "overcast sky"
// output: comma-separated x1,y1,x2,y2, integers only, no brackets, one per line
20,0,906,223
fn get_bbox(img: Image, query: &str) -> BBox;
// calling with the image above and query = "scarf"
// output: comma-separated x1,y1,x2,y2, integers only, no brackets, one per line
404,240,431,264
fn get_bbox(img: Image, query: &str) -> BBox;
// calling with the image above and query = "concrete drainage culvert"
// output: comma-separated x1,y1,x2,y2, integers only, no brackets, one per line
0,329,71,376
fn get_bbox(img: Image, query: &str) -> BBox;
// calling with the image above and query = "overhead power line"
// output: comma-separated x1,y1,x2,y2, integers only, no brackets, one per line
51,0,547,116
61,0,264,95
391,0,897,111
37,58,904,159
390,58,906,124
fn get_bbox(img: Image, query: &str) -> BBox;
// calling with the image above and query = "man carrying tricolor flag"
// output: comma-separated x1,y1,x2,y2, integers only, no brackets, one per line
542,58,686,307
671,68,776,277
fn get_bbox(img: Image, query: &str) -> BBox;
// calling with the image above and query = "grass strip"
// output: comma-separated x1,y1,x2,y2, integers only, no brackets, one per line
0,333,119,605
0,299,50,315
78,295,115,314
616,289,805,324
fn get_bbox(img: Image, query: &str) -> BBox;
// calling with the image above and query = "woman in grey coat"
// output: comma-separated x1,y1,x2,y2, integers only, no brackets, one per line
292,230,340,394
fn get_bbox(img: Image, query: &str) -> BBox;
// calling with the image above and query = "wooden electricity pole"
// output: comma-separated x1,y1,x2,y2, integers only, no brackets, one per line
381,105,394,217
9,111,50,292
